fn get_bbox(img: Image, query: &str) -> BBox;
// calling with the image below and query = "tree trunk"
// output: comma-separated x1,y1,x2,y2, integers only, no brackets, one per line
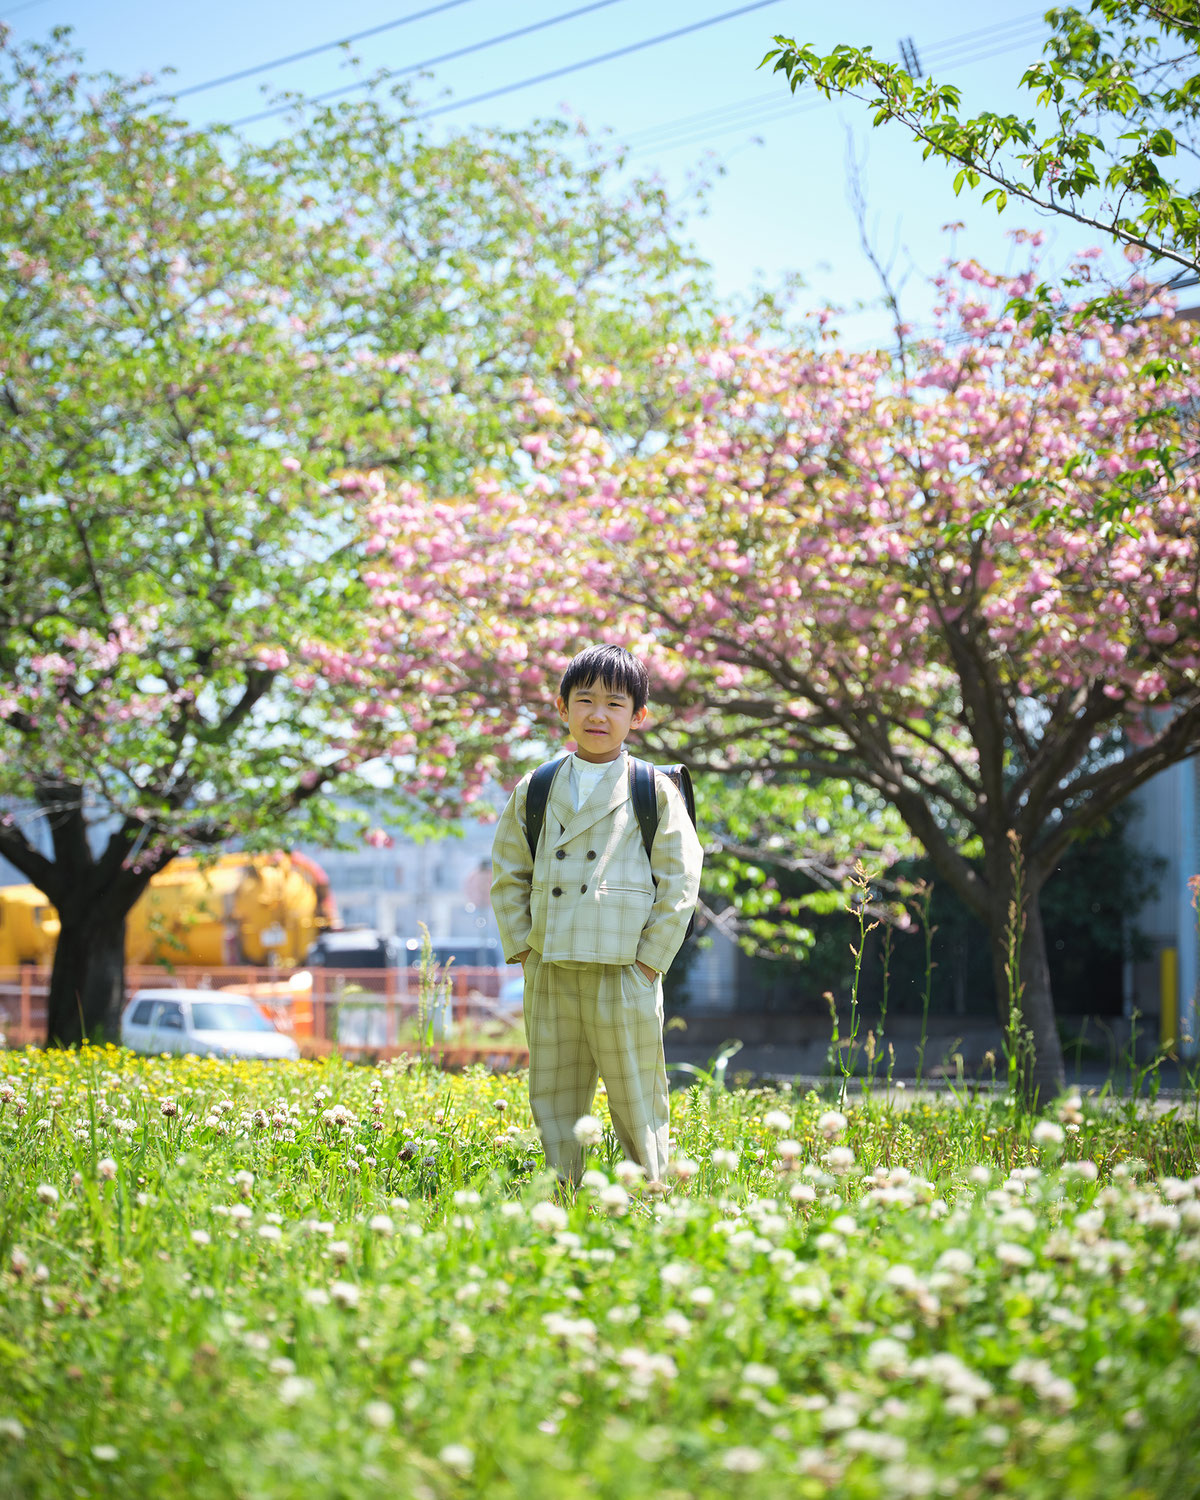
988,889,1066,1100
46,902,129,1047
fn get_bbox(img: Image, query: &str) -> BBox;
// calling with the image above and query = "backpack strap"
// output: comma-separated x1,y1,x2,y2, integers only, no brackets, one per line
666,762,696,827
628,756,659,862
629,757,698,941
523,756,568,859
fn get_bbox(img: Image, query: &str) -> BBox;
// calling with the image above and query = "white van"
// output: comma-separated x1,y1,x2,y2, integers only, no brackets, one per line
120,989,301,1060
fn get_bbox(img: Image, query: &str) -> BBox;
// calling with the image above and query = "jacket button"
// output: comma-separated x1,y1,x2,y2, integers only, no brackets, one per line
555,849,566,860
580,884,587,894
585,850,596,860
551,887,562,897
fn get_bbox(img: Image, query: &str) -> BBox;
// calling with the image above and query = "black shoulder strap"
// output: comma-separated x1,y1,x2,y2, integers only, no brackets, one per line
523,756,567,858
667,762,696,827
628,756,659,862
628,756,698,940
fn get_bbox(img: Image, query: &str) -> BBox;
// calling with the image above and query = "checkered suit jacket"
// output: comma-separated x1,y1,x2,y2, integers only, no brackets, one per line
491,752,703,972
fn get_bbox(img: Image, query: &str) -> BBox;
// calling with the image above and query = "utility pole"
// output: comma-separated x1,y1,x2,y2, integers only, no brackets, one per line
898,36,922,78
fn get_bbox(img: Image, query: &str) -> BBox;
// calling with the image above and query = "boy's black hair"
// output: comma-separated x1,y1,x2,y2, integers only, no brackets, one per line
559,644,650,713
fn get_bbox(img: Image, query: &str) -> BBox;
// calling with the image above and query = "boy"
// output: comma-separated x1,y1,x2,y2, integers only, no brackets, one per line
491,644,703,1186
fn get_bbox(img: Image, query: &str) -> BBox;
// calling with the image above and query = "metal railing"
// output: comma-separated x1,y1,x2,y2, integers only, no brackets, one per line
0,964,528,1067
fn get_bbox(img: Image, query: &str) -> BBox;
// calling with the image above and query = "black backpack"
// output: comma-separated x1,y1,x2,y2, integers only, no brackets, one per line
523,755,698,938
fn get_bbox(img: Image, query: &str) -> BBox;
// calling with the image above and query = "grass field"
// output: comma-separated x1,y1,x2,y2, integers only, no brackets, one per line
1,1045,1198,1499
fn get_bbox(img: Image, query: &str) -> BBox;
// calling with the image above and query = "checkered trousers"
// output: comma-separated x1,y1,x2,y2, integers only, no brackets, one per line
523,951,669,1185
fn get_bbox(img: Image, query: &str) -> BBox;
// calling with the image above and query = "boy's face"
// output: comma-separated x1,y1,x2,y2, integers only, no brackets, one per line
556,677,646,763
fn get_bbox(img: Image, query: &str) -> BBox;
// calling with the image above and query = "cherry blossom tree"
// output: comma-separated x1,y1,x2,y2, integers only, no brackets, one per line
0,30,707,1044
357,248,1200,1094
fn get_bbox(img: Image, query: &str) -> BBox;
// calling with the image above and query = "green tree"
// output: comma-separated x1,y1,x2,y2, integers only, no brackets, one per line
693,772,918,963
0,28,709,1044
765,2,1200,523
765,3,1199,281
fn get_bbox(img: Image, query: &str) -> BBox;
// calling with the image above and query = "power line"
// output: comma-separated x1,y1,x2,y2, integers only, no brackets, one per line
233,0,786,129
232,0,637,126
625,11,1047,150
172,0,485,100
627,12,1050,158
0,0,52,18
416,0,788,121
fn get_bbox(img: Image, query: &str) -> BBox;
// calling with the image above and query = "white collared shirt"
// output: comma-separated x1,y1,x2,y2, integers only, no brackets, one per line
569,752,613,811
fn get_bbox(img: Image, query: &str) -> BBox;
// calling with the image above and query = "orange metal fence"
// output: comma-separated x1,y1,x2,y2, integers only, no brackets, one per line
0,965,527,1068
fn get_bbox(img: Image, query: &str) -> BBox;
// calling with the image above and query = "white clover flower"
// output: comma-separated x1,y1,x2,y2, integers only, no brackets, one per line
229,1204,252,1223
820,1403,859,1433
278,1375,315,1405
580,1169,610,1192
711,1147,740,1173
543,1312,597,1343
529,1200,568,1233
599,1184,629,1216
257,1224,282,1242
1033,1120,1065,1147
1062,1159,1099,1181
776,1138,802,1163
572,1115,604,1146
365,1400,394,1429
35,1184,58,1205
614,1160,645,1186
268,1356,295,1376
789,1284,824,1310
844,1429,907,1462
763,1108,792,1134
885,1263,921,1292
1178,1307,1200,1351
740,1362,778,1388
689,1285,715,1308
9,1247,29,1276
865,1337,910,1376
667,1157,699,1181
967,1164,991,1186
191,1229,211,1247
303,1287,330,1306
935,1248,974,1277
1140,1204,1181,1232
817,1109,848,1140
721,1446,766,1472
789,1181,817,1205
328,1240,352,1262
439,1444,474,1475
824,1145,856,1176
660,1311,692,1339
234,1169,254,1193
996,1242,1035,1269
92,1444,119,1462
97,1157,117,1181
0,1417,25,1442
660,1261,691,1287
329,1279,361,1308
367,1214,394,1236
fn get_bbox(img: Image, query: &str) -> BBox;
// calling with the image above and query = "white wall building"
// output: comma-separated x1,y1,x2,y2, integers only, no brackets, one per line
1126,757,1200,1059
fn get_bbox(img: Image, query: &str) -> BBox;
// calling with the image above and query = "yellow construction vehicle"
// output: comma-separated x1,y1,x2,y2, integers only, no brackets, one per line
0,851,334,970
0,885,60,968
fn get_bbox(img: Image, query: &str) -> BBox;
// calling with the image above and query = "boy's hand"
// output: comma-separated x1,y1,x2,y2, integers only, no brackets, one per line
636,961,659,982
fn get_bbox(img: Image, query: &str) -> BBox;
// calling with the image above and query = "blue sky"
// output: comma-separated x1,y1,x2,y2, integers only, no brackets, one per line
4,0,1078,343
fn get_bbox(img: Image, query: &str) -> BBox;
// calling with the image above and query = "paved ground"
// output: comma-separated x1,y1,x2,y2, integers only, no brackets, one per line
663,1039,1199,1101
